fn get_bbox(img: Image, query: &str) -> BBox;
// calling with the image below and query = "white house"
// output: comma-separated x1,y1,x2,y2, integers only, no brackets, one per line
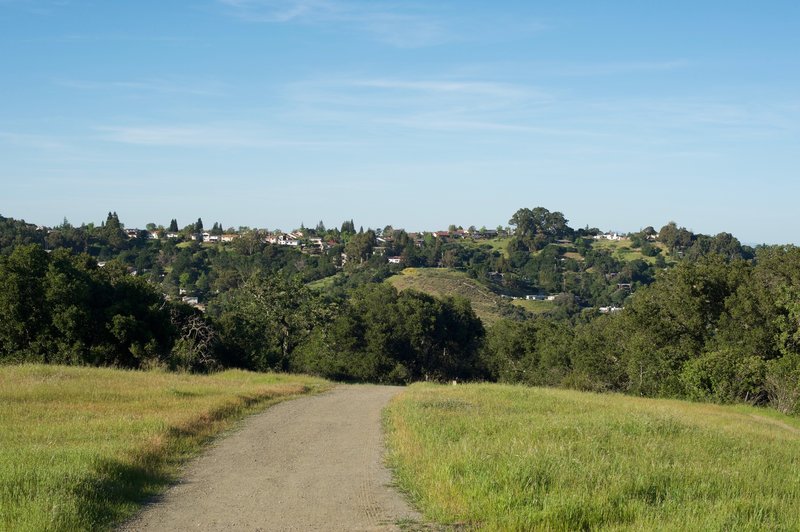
266,233,300,246
594,232,625,241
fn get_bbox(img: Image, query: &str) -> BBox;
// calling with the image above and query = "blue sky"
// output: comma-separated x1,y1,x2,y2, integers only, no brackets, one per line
1,1,798,243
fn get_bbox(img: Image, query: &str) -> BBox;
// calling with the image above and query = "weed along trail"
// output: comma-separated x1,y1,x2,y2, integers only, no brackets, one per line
121,385,421,531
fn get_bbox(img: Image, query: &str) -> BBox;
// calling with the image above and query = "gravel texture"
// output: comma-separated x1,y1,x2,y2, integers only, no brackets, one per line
120,385,422,531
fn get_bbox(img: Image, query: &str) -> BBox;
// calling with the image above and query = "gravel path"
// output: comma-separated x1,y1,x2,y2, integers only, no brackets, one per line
120,385,422,531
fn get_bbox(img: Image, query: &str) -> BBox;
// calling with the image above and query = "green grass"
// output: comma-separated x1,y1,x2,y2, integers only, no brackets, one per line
385,383,800,531
591,238,673,265
510,298,556,315
386,268,512,325
461,237,513,258
307,273,343,291
0,364,329,531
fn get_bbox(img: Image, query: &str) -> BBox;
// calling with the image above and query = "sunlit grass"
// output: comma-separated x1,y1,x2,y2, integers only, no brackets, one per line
386,383,800,531
461,237,513,258
307,272,343,291
511,298,556,315
387,267,507,324
0,364,329,531
591,238,673,265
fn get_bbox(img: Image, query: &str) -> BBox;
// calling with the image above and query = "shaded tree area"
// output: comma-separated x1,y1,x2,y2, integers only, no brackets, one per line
291,283,484,383
0,245,202,369
0,243,487,384
484,248,800,415
0,215,45,252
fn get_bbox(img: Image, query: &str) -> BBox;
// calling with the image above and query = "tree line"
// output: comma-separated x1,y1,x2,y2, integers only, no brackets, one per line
483,247,800,414
0,244,484,381
2,208,799,415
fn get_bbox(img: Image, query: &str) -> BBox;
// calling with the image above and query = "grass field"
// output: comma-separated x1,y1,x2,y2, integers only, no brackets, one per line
591,238,673,265
0,365,329,531
461,237,513,258
511,298,556,315
385,383,800,531
307,272,343,291
386,268,513,325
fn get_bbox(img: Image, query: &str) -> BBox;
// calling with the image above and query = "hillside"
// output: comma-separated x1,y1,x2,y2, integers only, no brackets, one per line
386,383,800,530
589,237,674,264
386,268,521,325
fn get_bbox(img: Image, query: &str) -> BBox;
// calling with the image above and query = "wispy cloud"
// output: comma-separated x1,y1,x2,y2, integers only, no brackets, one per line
56,78,226,97
0,131,70,151
218,0,331,22
217,0,451,47
582,97,800,138
284,76,555,134
0,0,71,16
348,79,535,100
95,124,344,148
281,71,800,146
542,60,690,77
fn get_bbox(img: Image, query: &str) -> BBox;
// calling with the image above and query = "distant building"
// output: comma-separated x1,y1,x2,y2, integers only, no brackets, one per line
266,233,300,246
594,232,625,241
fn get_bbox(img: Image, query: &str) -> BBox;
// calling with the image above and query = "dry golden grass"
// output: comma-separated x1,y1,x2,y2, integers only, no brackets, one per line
0,364,329,531
387,268,509,325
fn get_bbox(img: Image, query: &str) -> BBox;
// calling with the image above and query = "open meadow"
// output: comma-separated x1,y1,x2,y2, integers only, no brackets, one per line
0,364,328,531
385,383,800,531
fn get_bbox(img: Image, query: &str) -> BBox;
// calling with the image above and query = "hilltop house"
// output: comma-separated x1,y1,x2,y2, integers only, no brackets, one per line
594,232,624,241
266,233,300,246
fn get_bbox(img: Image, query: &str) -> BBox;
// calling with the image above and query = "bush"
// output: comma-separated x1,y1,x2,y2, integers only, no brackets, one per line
680,349,766,404
765,354,800,414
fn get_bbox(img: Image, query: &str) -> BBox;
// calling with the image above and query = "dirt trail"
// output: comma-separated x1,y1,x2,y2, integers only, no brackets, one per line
121,385,422,531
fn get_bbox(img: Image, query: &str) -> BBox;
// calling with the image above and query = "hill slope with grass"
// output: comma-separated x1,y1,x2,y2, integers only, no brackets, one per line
386,267,520,325
0,365,328,531
589,237,673,264
386,383,800,530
